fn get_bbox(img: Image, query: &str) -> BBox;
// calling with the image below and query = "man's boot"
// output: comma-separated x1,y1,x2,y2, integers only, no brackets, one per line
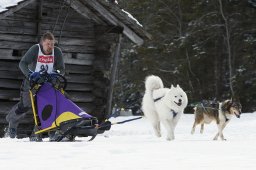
4,125,17,139
48,130,75,142
4,122,18,138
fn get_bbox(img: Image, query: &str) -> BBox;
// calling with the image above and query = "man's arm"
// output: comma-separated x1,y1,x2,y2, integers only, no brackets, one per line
19,45,39,78
54,47,65,75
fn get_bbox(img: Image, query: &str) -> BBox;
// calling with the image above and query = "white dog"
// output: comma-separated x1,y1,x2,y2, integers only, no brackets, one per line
142,75,188,140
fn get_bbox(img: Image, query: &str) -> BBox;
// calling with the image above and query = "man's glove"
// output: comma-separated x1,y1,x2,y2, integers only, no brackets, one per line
49,72,59,81
29,71,41,82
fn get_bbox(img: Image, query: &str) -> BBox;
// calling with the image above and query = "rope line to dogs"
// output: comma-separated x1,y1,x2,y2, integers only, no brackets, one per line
187,104,220,111
188,103,230,122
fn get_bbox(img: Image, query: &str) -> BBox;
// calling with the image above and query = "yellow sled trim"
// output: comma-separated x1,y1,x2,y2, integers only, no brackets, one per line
35,112,81,134
35,126,57,134
29,90,39,126
55,112,81,126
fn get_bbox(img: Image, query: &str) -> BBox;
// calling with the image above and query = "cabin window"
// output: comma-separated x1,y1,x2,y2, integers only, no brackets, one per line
12,49,22,57
42,12,48,16
71,53,77,59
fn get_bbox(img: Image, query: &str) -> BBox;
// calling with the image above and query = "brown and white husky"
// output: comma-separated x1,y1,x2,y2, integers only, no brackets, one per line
191,99,242,140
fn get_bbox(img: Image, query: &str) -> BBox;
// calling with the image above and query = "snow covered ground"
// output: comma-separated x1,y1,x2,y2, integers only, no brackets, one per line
0,113,256,170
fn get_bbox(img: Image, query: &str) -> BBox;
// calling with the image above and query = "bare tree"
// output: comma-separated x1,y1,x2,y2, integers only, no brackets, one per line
218,0,234,97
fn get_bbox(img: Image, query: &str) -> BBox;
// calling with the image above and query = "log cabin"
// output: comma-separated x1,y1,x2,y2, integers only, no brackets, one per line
0,0,151,137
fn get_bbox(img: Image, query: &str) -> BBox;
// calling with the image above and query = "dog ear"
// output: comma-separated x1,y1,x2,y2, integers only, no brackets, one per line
221,100,232,111
177,84,180,88
171,84,174,88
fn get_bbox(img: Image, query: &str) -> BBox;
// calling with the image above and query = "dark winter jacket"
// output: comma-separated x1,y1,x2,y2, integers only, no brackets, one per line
19,44,65,90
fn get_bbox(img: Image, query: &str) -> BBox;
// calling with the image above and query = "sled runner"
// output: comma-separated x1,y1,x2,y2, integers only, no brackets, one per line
29,69,111,141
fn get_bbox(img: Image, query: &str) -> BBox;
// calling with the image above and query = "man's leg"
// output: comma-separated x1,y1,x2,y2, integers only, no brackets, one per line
5,102,19,138
5,80,31,138
5,102,28,138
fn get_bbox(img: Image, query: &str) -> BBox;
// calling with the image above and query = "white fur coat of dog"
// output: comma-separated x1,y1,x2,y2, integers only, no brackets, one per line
142,75,188,140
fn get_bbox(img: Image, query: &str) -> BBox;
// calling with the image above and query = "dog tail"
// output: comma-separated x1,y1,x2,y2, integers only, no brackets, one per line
145,75,164,92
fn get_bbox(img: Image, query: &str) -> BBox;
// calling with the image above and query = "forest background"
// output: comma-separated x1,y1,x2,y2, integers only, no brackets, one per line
112,0,256,114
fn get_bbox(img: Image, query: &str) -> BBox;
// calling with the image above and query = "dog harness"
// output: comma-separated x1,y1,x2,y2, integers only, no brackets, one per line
200,102,229,122
35,44,55,73
153,96,178,118
153,96,163,102
171,109,178,118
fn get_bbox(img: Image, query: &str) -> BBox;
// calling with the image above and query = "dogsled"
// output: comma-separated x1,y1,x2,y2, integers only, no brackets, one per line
29,69,142,142
29,69,112,142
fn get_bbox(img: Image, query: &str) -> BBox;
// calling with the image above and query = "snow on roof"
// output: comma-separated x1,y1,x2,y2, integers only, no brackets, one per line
121,9,143,27
0,0,142,27
0,0,24,13
0,0,142,28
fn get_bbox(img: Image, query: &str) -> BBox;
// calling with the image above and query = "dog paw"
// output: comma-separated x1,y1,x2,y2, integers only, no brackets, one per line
166,136,175,141
155,133,161,137
154,131,161,137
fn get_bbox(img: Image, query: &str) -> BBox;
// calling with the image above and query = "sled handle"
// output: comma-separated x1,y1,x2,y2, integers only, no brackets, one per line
29,71,67,90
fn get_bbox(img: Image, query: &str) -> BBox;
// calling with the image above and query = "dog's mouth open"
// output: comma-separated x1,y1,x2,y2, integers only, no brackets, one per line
233,110,241,118
231,108,241,118
174,101,182,106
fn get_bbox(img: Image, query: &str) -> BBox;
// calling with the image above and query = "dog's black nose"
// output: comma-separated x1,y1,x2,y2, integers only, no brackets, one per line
179,99,182,103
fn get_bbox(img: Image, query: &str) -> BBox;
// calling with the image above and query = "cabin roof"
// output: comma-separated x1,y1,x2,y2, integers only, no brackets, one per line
0,0,151,45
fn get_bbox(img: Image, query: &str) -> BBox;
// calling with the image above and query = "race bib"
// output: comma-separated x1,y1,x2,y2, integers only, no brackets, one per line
35,44,54,73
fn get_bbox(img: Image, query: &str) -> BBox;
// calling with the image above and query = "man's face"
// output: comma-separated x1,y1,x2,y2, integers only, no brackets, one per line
42,39,54,54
